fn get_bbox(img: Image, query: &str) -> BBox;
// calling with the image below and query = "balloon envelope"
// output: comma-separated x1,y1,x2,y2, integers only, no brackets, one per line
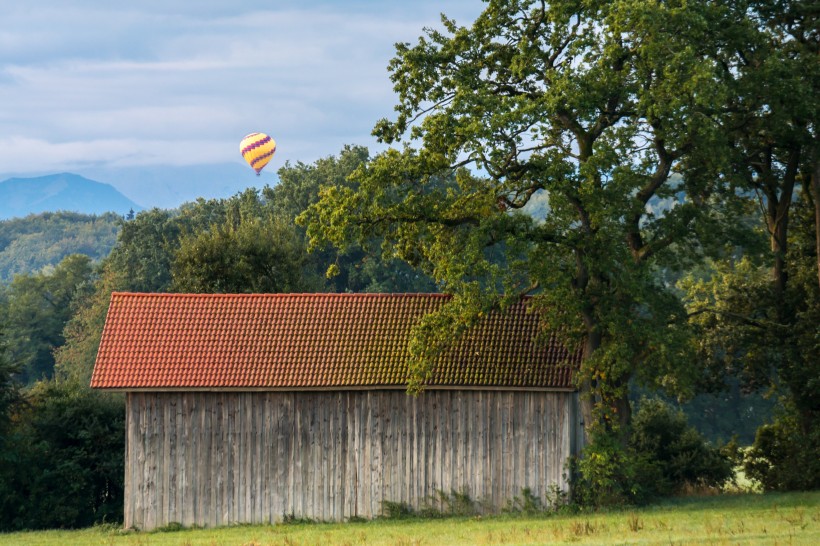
240,133,276,175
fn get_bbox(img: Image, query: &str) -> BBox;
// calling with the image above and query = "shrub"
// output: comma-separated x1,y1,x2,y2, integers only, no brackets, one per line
743,410,820,491
0,380,124,531
571,429,641,507
630,398,733,499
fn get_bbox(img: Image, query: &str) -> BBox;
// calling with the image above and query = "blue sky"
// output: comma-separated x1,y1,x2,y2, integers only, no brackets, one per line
0,1,482,205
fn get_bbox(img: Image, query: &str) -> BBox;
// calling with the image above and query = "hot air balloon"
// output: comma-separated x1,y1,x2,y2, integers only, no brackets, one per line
240,133,276,175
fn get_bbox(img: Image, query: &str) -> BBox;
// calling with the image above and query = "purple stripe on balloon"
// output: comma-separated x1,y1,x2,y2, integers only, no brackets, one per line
241,135,272,155
250,148,275,168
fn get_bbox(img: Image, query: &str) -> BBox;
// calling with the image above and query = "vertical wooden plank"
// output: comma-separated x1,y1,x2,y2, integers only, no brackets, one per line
211,393,223,527
533,393,542,500
335,392,345,520
166,395,176,527
325,393,334,520
561,393,571,492
426,391,436,505
136,393,147,530
307,393,317,520
393,390,402,506
275,393,287,520
195,393,204,527
144,394,156,531
439,391,449,500
358,393,368,517
302,393,311,520
186,393,197,526
399,391,409,508
380,391,391,509
254,394,263,523
262,393,272,524
516,393,526,498
370,391,383,517
294,393,305,518
326,393,335,521
245,393,254,524
228,392,235,525
454,391,463,496
406,393,416,509
344,391,356,519
429,391,438,507
462,392,472,503
314,393,323,521
123,394,134,529
491,392,502,510
172,394,183,526
416,392,426,510
412,393,420,510
553,393,561,492
123,394,131,529
470,391,480,507
285,392,296,518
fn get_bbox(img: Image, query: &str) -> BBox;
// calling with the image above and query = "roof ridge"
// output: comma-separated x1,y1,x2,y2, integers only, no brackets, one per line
111,292,453,299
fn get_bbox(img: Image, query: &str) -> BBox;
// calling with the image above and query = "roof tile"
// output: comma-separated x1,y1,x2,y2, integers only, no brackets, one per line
90,293,580,390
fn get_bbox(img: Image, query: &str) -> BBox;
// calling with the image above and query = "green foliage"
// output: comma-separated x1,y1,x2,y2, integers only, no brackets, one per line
2,254,95,383
0,212,120,283
632,380,776,445
503,487,570,515
104,208,181,293
0,325,20,441
0,380,124,531
301,0,748,429
282,146,437,294
380,490,479,519
629,399,732,499
172,190,320,293
571,430,640,508
682,196,820,481
743,408,820,492
573,399,732,507
380,500,416,520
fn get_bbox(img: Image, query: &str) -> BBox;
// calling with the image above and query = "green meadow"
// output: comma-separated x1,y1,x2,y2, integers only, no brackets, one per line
2,491,818,546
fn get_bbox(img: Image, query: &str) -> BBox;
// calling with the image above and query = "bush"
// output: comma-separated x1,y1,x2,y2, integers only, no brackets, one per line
743,410,820,491
0,380,124,530
572,429,641,507
630,398,733,499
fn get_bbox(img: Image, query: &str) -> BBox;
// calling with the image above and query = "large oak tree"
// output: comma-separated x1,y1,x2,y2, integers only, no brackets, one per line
302,0,740,445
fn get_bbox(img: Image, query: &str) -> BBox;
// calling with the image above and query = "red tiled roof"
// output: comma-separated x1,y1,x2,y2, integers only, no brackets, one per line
90,293,580,390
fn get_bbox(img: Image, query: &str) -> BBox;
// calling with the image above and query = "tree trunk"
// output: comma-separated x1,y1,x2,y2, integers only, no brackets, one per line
578,327,602,447
812,147,820,291
767,191,790,299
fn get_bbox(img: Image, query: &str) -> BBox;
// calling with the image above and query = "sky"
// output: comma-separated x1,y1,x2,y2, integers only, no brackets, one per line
0,1,483,207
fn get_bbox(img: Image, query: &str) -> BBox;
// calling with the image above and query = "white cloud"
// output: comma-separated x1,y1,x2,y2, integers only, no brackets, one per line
0,1,483,176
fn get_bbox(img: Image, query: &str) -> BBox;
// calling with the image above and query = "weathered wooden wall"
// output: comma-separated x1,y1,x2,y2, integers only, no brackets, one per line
124,390,580,530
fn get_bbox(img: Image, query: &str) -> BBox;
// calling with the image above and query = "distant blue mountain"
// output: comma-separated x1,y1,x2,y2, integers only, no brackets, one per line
0,173,143,220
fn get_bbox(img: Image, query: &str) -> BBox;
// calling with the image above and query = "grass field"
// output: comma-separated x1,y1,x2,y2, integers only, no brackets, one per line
1,491,818,546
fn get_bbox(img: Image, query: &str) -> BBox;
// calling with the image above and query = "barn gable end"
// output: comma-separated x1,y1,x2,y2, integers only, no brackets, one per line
92,292,583,529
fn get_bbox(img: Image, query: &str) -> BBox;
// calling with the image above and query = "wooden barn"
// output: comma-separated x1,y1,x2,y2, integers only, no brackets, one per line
91,292,584,530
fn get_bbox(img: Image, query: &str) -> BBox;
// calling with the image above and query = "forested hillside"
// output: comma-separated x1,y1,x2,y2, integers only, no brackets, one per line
0,211,122,282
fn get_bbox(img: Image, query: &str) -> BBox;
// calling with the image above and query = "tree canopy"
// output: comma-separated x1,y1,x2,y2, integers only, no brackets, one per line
300,0,818,498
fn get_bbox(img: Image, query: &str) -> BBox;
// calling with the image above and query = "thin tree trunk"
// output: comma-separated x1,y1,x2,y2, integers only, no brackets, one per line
812,148,820,291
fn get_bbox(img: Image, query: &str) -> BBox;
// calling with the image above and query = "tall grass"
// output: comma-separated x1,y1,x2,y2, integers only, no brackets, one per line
1,491,818,546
